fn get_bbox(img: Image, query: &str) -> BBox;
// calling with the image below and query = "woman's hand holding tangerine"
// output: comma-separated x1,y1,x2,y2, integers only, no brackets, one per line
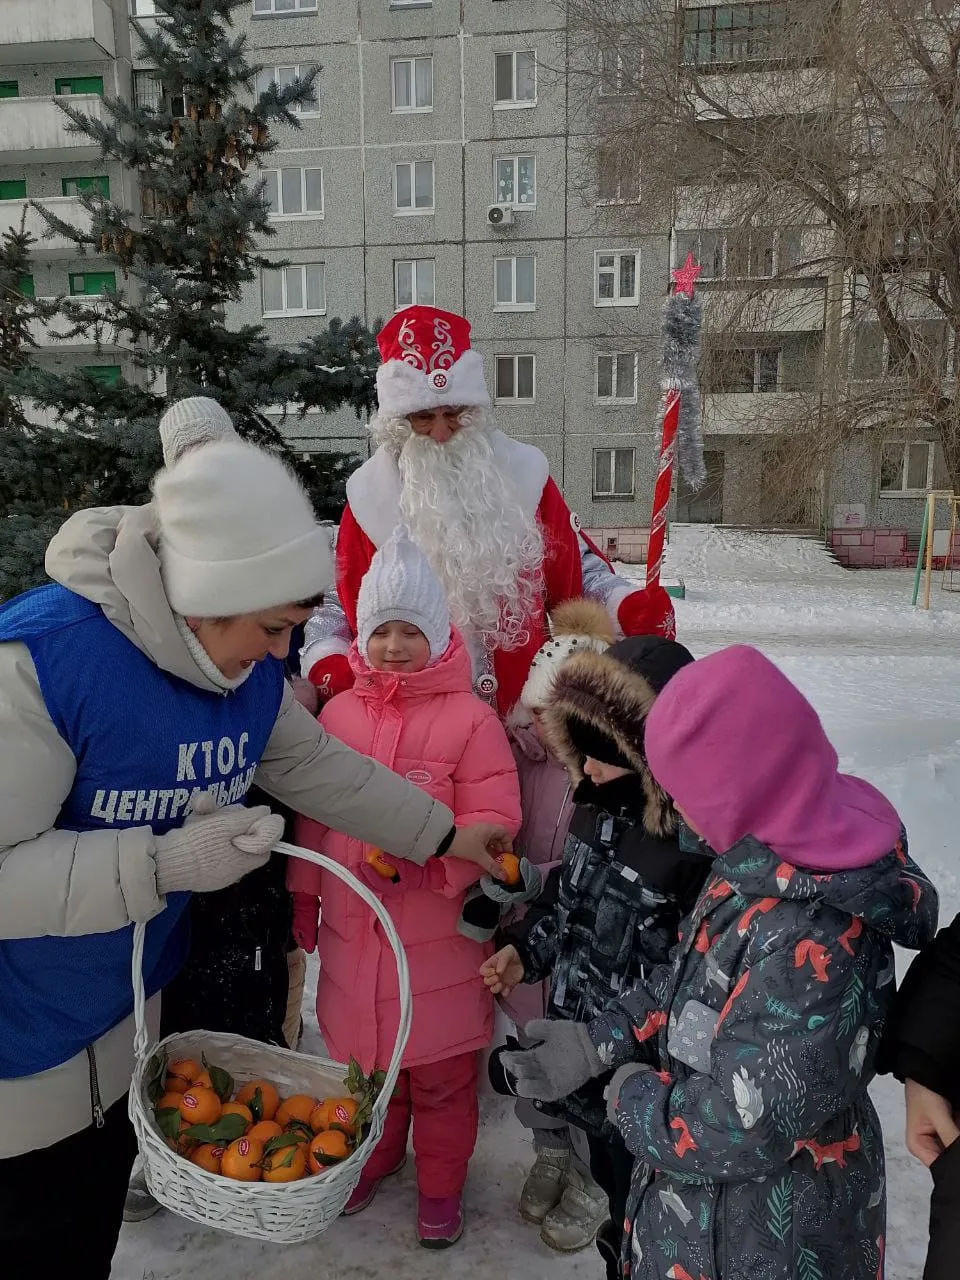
447,824,511,878
480,944,524,995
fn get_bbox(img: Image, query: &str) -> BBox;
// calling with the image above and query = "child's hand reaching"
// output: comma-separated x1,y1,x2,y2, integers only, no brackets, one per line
480,944,524,995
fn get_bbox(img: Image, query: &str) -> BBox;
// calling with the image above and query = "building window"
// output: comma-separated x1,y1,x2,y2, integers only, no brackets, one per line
69,271,117,297
706,346,781,392
62,176,110,198
390,0,433,7
391,56,433,112
0,82,20,99
494,155,536,207
394,160,434,213
83,365,122,385
682,3,787,68
880,441,936,495
129,0,158,15
494,255,536,310
55,77,104,97
261,263,326,317
395,258,435,308
253,0,318,12
0,179,27,200
494,51,536,106
593,447,635,497
598,44,642,97
597,146,640,203
262,167,323,218
595,251,639,306
133,70,161,111
495,354,536,402
595,353,638,403
255,65,319,115
674,227,802,279
132,70,191,117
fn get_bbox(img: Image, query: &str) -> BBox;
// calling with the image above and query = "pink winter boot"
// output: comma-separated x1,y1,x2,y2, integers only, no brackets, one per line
417,1193,464,1248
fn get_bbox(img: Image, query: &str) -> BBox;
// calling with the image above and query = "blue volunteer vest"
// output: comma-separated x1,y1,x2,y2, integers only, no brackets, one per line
0,584,284,1077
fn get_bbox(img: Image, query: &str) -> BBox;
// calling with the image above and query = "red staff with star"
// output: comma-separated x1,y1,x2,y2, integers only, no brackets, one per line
646,252,705,589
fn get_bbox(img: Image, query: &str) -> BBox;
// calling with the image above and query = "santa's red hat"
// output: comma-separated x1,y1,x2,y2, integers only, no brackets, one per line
375,306,490,418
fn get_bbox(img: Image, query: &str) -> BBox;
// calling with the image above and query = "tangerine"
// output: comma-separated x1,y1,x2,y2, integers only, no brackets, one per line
155,1091,186,1115
247,1120,284,1143
220,1136,264,1182
189,1143,225,1174
178,1087,222,1127
310,1097,360,1136
364,848,400,881
497,852,521,886
262,1143,308,1183
308,1129,351,1174
192,1068,214,1090
221,1102,253,1125
236,1079,280,1122
275,1094,318,1128
165,1058,203,1094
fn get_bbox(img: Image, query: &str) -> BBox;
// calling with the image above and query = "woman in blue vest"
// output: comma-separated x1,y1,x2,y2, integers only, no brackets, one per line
0,436,504,1278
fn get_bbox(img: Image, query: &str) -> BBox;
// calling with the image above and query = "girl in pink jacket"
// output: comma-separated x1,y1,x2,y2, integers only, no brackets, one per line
289,527,521,1249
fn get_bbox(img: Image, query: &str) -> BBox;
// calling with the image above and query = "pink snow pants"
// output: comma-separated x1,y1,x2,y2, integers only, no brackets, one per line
363,1051,479,1197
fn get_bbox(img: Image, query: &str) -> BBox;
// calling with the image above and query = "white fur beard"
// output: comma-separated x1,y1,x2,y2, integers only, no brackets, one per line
374,412,545,650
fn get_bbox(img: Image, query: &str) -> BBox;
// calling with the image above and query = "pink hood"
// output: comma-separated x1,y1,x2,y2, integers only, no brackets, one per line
644,645,902,871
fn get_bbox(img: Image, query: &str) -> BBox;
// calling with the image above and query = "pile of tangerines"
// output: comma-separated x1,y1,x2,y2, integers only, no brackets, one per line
152,1056,367,1184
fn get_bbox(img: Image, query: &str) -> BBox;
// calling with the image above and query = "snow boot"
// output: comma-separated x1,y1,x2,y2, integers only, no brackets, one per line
519,1146,568,1224
342,1155,406,1216
123,1168,161,1223
539,1165,606,1253
417,1193,464,1248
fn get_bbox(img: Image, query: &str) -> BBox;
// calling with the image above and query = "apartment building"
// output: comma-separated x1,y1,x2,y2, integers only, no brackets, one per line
672,0,953,563
5,0,949,559
0,0,137,421
126,0,671,538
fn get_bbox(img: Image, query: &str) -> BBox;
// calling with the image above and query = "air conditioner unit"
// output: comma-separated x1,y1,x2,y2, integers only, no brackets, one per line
487,203,515,228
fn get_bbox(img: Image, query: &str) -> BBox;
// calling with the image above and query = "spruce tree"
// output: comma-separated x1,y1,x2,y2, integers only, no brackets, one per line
0,219,121,597
8,0,376,596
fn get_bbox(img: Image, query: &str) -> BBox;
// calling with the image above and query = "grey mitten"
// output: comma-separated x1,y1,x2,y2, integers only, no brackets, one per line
479,857,542,906
500,1018,605,1102
457,858,543,942
154,804,284,895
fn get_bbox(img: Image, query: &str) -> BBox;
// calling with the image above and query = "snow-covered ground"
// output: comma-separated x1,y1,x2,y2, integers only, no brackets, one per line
116,526,960,1280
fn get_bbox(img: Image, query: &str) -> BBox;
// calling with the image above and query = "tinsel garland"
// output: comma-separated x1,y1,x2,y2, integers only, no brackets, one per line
661,290,706,491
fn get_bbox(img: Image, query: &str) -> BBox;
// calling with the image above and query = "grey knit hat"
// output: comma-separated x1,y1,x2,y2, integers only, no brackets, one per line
159,396,238,466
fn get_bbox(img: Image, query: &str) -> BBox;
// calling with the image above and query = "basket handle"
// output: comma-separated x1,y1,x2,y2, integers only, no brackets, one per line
131,842,413,1130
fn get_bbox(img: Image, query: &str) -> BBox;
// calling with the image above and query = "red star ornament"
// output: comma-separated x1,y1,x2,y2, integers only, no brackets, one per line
671,253,702,298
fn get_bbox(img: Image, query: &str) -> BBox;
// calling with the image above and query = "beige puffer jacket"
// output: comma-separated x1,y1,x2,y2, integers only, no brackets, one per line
0,504,453,1157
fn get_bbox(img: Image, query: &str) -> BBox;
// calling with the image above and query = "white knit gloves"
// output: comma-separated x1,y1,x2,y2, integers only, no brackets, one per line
154,803,284,896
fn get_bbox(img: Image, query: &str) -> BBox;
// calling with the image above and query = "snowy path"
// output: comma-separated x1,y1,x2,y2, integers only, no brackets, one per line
117,528,960,1279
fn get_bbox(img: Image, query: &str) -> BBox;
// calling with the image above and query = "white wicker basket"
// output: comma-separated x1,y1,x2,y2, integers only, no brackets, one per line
128,841,411,1244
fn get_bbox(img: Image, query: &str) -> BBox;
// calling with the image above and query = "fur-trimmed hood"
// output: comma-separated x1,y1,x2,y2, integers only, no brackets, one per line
542,636,695,838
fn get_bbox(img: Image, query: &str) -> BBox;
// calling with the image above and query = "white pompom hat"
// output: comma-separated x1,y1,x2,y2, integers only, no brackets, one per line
153,439,333,617
356,526,451,662
158,396,238,465
520,599,615,711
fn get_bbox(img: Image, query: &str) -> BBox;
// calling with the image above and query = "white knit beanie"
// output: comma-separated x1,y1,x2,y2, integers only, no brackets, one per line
356,527,451,662
521,599,615,711
153,439,334,617
159,396,238,466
